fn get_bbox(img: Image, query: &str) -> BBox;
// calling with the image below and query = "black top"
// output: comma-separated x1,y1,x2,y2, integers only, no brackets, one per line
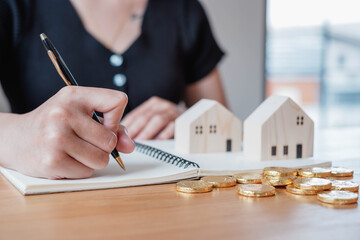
0,0,224,114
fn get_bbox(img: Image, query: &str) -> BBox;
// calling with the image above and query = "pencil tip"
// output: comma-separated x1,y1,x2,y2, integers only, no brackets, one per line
115,156,126,171
40,33,47,41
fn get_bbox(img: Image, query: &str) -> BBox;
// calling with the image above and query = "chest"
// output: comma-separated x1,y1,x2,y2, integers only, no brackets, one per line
9,0,186,113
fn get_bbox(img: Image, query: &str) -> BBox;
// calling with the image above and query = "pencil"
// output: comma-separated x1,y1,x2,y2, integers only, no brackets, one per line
40,33,126,171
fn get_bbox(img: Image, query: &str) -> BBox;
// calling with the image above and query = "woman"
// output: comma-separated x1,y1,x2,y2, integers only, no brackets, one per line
0,0,226,179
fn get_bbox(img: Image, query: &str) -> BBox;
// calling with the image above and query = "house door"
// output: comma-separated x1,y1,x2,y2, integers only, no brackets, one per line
296,144,302,158
226,139,232,152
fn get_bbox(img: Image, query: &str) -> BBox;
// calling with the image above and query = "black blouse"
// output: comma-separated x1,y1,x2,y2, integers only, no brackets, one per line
0,0,224,114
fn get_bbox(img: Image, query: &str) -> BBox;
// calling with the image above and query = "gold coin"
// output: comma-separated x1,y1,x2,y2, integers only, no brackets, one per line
237,184,276,197
286,184,322,195
293,177,332,190
233,173,262,184
331,167,354,177
263,167,297,177
201,176,237,188
176,180,213,193
326,176,353,181
331,180,359,192
262,176,297,187
298,167,331,178
317,190,358,205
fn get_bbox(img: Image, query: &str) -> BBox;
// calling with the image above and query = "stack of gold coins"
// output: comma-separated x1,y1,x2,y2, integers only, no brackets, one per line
233,173,262,184
298,167,331,178
317,190,359,205
262,167,298,187
201,176,237,188
326,167,354,180
176,180,213,193
286,184,322,195
237,184,276,197
331,167,354,177
293,177,332,191
331,180,359,192
286,177,332,196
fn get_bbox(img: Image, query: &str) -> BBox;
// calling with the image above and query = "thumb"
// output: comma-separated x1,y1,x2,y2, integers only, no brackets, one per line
60,86,128,133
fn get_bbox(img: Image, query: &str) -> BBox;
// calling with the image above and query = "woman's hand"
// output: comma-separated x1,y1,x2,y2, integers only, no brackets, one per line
0,86,134,179
121,97,181,140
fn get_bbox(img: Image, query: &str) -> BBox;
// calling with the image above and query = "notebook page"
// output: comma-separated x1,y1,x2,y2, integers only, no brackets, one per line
0,149,198,195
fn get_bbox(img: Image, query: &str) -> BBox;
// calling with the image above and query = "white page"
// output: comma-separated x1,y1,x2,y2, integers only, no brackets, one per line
0,149,198,195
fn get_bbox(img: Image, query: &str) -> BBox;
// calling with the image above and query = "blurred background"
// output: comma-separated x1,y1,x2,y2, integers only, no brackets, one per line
1,0,359,130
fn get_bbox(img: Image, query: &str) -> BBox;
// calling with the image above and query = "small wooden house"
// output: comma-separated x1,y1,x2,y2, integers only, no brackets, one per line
175,99,242,154
243,95,314,161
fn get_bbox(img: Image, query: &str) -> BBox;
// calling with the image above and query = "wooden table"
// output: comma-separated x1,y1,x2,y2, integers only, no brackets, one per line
1,127,360,240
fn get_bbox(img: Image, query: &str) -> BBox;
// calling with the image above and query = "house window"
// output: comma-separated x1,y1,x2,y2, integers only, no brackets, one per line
271,146,276,156
296,116,299,125
209,125,217,134
195,126,203,135
283,145,288,155
301,116,304,125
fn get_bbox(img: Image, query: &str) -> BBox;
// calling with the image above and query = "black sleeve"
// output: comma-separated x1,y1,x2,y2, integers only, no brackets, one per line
0,0,12,66
180,0,225,84
0,0,30,69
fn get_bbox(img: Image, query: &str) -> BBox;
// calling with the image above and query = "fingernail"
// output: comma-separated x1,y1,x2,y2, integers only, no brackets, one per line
110,131,118,148
123,127,135,144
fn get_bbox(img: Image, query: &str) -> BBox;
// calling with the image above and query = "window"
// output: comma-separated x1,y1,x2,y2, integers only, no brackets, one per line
271,146,277,156
195,125,203,135
301,116,304,125
297,116,299,125
209,125,217,134
267,0,360,128
283,145,288,155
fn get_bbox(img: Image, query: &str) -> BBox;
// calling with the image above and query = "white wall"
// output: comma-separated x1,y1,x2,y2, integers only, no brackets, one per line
201,0,266,120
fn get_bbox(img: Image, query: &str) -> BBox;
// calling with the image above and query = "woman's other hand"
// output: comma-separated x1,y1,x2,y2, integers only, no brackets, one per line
121,97,181,140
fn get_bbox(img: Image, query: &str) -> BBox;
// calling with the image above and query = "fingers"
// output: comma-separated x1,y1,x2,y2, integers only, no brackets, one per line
57,86,128,132
125,116,148,138
116,125,135,153
156,122,175,140
64,133,110,170
42,153,94,180
121,97,179,140
135,114,169,140
71,113,118,153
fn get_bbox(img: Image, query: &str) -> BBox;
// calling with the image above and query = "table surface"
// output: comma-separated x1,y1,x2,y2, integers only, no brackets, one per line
1,127,360,240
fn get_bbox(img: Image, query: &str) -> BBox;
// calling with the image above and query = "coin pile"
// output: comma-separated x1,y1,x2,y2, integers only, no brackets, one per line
175,166,359,205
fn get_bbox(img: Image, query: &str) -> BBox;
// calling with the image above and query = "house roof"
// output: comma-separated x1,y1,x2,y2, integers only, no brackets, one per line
245,95,298,125
176,99,218,124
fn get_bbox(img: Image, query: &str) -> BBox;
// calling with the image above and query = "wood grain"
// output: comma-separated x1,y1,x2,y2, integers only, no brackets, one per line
175,99,242,154
0,158,359,240
244,96,314,161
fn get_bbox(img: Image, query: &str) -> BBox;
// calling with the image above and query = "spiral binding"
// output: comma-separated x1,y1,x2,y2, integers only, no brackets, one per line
135,142,200,169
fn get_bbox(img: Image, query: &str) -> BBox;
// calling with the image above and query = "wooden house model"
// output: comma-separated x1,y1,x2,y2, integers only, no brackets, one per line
175,99,242,154
243,95,314,161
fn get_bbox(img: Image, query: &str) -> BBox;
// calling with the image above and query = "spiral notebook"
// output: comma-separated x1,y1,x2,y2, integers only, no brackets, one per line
0,140,330,195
